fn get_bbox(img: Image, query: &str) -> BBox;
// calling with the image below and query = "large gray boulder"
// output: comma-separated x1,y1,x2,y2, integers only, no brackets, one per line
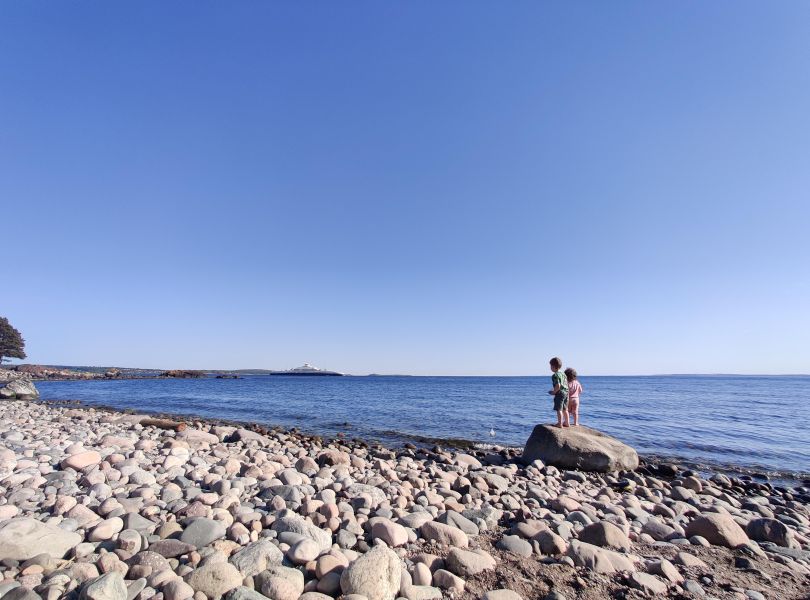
0,371,39,400
522,425,638,472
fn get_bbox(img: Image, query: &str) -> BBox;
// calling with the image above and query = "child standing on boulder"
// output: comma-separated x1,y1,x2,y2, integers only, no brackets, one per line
548,357,569,427
565,368,583,426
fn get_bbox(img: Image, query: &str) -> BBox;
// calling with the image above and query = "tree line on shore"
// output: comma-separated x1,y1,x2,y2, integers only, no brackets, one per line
0,316,26,365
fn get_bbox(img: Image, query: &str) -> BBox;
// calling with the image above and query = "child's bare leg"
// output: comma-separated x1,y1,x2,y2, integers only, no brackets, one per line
562,409,570,427
555,410,563,427
573,408,579,426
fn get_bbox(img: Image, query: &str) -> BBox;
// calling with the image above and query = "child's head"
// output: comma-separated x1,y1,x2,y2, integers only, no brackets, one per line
549,357,562,372
564,367,577,382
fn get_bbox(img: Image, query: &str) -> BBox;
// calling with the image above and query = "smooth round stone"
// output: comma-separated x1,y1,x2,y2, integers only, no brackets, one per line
288,539,319,565
61,451,102,471
117,530,142,554
163,579,194,600
89,517,124,542
496,535,533,557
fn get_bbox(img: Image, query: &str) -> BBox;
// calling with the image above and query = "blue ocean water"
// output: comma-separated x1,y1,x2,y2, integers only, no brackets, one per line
34,375,809,479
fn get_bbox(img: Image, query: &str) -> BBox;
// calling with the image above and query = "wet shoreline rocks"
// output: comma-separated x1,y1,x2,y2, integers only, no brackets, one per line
0,402,808,600
2,366,123,382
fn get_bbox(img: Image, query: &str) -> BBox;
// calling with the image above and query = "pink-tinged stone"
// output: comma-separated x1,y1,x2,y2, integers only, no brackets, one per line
61,451,102,471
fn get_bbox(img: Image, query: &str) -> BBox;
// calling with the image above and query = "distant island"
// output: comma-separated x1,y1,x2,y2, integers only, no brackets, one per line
268,363,344,376
0,363,346,380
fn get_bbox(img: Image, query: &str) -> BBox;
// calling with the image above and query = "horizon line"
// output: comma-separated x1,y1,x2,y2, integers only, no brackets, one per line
4,363,808,378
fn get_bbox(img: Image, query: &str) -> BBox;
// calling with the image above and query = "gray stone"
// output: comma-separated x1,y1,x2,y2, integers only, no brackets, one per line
496,535,533,557
184,562,242,600
685,514,749,549
579,521,631,551
746,518,794,547
225,588,266,600
288,538,320,564
0,582,21,598
0,518,82,560
340,545,401,600
566,540,636,574
370,519,408,547
2,589,41,600
683,580,705,596
162,580,194,600
642,518,677,541
127,551,171,573
229,539,283,577
482,591,523,600
436,511,479,536
148,539,196,558
343,484,386,506
125,579,146,600
649,558,684,584
536,530,567,555
461,506,502,530
628,572,667,595
419,521,468,548
256,566,304,600
227,428,267,444
80,573,127,600
401,585,442,600
179,518,226,549
271,514,332,553
122,513,156,536
399,512,434,529
445,548,496,578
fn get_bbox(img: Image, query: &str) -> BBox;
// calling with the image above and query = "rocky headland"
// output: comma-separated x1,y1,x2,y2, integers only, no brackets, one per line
158,371,207,380
0,401,808,600
0,366,212,382
3,366,126,382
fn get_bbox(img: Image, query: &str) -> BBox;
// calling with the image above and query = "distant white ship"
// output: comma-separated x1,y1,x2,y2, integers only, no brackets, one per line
270,363,344,376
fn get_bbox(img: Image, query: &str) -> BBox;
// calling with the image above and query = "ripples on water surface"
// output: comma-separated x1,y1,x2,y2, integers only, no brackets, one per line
36,375,810,478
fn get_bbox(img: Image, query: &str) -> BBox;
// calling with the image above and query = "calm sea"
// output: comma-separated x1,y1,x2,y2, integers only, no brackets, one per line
34,375,809,480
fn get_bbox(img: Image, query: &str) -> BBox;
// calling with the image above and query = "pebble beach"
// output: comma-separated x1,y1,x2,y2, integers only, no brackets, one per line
1,400,809,600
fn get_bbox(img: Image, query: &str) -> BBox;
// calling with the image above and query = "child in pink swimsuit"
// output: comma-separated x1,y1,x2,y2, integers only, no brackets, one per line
564,368,583,426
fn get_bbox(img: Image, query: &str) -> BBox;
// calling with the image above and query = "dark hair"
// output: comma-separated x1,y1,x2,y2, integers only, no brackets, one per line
564,368,577,381
549,357,562,370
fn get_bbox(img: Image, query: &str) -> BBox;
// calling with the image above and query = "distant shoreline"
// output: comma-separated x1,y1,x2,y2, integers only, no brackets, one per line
3,364,808,379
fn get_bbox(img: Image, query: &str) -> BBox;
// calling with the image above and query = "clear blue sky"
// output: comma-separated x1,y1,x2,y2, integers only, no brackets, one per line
2,2,809,375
